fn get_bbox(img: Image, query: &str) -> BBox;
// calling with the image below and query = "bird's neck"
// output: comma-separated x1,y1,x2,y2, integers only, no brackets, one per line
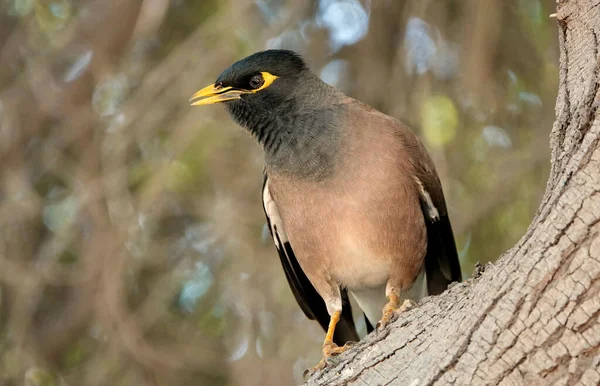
228,84,346,179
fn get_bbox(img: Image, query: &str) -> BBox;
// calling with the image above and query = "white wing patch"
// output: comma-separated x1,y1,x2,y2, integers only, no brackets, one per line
414,177,440,221
262,180,288,248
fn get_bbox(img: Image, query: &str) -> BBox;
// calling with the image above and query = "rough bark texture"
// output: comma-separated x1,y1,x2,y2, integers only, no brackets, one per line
306,1,600,385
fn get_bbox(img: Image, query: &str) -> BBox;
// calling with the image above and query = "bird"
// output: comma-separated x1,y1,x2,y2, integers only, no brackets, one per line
190,50,462,373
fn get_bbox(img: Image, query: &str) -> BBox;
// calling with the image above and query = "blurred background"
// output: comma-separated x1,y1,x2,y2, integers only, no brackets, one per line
0,0,558,385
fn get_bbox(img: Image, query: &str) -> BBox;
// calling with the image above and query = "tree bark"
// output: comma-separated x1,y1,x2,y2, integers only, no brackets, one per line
306,1,600,385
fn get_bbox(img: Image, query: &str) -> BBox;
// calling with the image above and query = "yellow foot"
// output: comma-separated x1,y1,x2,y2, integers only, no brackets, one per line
397,298,417,314
376,298,417,330
304,341,355,377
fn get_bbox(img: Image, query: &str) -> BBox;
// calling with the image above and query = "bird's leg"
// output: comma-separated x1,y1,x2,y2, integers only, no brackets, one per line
308,310,353,374
377,294,417,330
376,293,399,330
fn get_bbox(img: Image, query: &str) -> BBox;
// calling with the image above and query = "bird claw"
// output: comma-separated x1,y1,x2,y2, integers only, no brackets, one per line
329,340,356,355
303,340,355,378
376,317,393,332
342,341,357,349
376,298,417,331
304,360,326,379
396,299,417,314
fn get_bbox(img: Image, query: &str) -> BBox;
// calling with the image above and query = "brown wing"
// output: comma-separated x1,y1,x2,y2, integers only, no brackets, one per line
261,171,358,345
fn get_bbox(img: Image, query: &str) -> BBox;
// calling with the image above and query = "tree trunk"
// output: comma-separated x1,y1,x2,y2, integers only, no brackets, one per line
306,1,600,385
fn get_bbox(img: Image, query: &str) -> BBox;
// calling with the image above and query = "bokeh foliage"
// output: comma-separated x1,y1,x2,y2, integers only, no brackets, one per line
0,0,557,385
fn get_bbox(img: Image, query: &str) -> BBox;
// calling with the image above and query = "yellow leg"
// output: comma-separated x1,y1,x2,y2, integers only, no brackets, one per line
377,295,417,330
307,311,354,375
377,293,400,330
324,310,340,343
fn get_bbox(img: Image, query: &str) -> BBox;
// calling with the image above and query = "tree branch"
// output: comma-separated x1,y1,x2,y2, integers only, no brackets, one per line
305,1,600,384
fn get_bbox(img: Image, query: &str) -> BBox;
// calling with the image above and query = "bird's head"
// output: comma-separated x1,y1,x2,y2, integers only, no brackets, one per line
190,50,342,175
190,50,308,113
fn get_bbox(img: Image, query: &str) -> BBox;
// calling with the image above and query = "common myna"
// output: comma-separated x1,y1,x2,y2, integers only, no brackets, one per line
190,50,462,372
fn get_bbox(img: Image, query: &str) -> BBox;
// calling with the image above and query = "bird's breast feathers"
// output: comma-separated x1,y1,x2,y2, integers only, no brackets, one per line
266,167,426,292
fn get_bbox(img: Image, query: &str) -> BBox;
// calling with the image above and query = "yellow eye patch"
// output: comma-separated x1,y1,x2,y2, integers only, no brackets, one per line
252,72,279,92
190,72,279,106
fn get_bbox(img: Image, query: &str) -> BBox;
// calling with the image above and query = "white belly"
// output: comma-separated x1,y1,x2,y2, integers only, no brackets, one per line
351,270,428,326
332,234,391,289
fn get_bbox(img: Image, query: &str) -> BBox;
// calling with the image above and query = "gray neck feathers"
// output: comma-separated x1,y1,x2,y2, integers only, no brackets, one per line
226,75,345,179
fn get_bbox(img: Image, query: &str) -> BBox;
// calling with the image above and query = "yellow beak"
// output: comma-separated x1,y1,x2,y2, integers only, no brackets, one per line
189,84,247,106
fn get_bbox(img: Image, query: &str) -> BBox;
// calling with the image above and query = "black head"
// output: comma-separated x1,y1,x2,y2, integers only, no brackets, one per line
190,50,343,177
189,50,309,112
215,49,307,88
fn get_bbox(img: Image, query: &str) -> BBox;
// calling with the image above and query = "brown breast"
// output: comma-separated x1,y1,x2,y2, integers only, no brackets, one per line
267,101,427,293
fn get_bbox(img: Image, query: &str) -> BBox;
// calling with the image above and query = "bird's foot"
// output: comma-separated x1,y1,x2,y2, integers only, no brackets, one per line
376,293,399,330
397,298,417,314
304,341,354,377
376,298,417,330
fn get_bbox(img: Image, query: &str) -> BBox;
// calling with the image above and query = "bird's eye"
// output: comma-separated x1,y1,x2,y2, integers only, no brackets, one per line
249,74,264,89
